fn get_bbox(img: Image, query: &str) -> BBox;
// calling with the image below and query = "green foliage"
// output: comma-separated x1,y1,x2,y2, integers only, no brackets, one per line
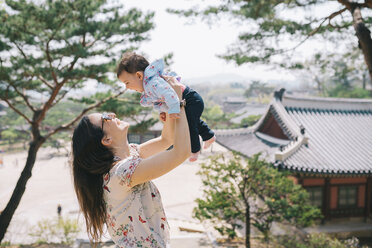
169,1,361,68
0,0,156,240
0,0,156,143
244,81,274,103
244,81,274,98
302,48,372,97
276,233,364,248
42,101,86,129
1,129,18,144
201,103,236,129
0,241,11,247
239,115,261,128
56,218,81,244
98,92,158,134
29,217,81,245
29,218,58,244
0,108,30,147
0,0,154,116
328,86,371,99
194,152,322,244
169,1,372,92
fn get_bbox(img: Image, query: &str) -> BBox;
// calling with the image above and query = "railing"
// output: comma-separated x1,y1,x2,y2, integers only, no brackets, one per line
329,208,364,217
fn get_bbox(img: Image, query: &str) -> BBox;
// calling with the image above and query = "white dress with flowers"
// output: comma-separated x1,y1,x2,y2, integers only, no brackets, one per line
103,144,170,248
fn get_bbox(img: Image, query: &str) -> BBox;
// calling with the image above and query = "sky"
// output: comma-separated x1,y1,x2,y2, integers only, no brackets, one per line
1,0,353,94
123,0,301,83
121,0,351,86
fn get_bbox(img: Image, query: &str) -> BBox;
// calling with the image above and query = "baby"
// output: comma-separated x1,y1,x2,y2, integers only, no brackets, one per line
117,52,216,162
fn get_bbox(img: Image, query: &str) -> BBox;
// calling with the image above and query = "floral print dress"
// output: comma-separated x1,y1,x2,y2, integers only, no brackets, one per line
103,144,170,248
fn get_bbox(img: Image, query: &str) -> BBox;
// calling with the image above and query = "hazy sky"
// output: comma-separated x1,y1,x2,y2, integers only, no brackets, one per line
124,0,298,82
122,1,347,84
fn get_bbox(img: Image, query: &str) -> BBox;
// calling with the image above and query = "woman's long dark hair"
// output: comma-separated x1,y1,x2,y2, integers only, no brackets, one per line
71,116,115,242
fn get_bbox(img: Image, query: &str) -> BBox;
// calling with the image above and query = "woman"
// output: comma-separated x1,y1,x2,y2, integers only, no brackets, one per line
71,76,190,248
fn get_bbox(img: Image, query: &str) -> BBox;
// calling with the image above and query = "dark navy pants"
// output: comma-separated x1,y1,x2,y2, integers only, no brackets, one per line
183,86,215,153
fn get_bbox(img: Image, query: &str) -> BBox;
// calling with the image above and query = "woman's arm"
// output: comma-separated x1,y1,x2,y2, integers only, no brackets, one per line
138,112,175,159
130,77,190,186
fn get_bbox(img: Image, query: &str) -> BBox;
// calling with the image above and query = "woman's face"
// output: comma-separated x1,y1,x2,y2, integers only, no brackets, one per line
88,113,129,143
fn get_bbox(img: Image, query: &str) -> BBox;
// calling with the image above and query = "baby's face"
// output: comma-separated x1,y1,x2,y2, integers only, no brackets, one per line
118,71,144,93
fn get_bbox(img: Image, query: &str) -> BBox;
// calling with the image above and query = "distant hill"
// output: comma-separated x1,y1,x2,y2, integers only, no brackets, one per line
184,73,250,86
184,73,297,89
63,73,298,98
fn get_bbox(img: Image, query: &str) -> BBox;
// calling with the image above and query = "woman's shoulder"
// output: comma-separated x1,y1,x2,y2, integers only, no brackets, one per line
111,143,140,168
106,144,141,188
129,143,140,158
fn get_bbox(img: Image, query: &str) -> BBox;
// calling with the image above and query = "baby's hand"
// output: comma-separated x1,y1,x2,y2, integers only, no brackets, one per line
169,113,180,119
159,112,166,122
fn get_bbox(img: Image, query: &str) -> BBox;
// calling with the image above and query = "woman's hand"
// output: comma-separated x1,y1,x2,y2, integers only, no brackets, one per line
131,76,190,186
160,112,180,121
159,112,166,122
169,113,180,119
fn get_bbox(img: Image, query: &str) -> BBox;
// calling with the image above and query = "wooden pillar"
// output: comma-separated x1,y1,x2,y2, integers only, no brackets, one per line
365,177,372,221
298,176,303,186
322,178,330,224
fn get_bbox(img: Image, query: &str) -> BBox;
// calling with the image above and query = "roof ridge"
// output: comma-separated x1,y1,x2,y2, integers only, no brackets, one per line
284,94,372,104
215,127,253,136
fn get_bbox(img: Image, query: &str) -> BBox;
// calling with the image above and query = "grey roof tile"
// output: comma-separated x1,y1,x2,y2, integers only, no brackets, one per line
283,106,372,174
216,92,372,175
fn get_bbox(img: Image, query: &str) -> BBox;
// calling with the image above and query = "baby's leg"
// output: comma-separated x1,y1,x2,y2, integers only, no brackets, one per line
198,120,215,149
185,106,202,154
184,95,204,162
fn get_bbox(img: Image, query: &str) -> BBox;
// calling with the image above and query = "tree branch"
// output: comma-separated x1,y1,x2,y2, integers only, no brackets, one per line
59,56,79,85
338,0,352,9
13,41,54,91
365,0,372,8
12,40,54,91
50,80,82,108
36,75,54,90
50,89,70,109
36,83,64,125
308,7,348,36
1,86,32,124
9,82,36,112
13,42,28,60
45,40,58,85
44,17,67,85
275,7,349,55
44,89,127,140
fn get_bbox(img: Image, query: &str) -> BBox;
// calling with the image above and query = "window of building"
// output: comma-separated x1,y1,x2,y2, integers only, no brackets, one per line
306,187,323,208
338,186,357,208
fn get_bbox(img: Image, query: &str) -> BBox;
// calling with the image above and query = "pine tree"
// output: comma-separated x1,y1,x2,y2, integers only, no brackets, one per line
0,0,154,241
169,0,372,82
194,152,321,248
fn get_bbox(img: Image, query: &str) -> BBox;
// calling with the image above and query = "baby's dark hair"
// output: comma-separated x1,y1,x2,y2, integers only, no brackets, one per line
117,52,149,78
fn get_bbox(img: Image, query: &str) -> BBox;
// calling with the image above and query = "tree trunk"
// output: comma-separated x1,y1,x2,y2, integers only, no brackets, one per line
314,76,323,95
351,5,372,82
0,137,44,242
245,204,250,248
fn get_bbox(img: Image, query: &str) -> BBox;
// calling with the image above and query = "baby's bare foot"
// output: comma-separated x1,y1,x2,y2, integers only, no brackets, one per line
189,151,200,162
203,136,216,149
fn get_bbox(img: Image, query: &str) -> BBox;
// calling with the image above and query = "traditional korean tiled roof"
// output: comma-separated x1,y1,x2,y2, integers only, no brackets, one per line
216,89,372,175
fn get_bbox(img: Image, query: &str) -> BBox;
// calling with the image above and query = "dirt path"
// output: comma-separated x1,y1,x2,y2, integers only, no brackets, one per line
0,143,227,245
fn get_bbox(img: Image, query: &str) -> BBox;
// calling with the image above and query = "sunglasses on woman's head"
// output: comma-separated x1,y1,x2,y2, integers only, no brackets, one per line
101,113,115,130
